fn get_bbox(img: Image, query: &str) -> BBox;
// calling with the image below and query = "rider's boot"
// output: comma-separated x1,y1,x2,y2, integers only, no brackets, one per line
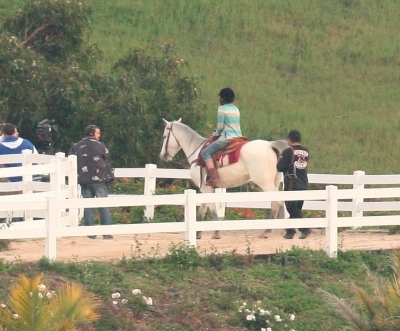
205,161,218,186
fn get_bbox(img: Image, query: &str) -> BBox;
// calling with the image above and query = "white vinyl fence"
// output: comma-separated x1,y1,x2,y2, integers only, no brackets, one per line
1,160,400,261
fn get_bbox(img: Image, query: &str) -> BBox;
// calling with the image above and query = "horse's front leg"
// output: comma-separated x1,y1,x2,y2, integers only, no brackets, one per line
208,203,221,239
196,203,208,239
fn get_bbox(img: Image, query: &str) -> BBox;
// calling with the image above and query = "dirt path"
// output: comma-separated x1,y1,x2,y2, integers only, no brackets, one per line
2,229,400,263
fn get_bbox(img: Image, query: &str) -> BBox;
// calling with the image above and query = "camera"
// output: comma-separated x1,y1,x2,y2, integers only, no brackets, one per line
36,119,58,154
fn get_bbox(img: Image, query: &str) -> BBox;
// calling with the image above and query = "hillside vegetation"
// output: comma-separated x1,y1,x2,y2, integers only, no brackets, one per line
2,0,400,174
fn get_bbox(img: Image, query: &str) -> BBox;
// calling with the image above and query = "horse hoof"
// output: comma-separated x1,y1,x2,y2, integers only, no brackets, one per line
211,232,221,239
196,231,202,240
259,230,271,238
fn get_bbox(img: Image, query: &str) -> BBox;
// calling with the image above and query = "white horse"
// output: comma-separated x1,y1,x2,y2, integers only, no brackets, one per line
159,119,287,239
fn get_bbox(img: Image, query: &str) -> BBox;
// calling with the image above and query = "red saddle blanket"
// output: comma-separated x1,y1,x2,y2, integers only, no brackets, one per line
196,137,248,167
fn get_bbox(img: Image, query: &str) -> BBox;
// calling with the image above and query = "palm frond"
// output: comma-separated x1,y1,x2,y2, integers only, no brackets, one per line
317,288,369,331
50,281,100,325
8,275,51,331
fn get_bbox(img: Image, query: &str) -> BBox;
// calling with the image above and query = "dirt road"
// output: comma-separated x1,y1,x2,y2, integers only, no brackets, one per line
2,229,400,263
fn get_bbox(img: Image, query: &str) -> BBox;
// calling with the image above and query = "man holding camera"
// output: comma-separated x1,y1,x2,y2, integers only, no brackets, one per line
69,125,114,239
277,129,310,240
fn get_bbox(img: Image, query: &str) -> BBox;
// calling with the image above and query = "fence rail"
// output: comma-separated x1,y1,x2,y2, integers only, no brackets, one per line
0,160,400,261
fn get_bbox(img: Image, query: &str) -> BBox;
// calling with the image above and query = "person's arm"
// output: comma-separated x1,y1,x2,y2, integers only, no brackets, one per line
276,148,292,173
215,106,225,135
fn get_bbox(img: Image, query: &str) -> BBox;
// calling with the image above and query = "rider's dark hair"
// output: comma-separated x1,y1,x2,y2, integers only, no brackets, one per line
287,130,301,143
218,87,235,103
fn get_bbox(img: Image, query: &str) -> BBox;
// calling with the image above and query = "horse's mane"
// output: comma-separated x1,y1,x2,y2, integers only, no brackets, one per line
174,121,207,146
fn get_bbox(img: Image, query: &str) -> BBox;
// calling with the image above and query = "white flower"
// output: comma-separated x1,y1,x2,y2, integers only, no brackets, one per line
246,314,256,321
267,328,272,331
121,299,128,304
111,292,121,299
1,304,6,308
143,296,153,305
112,301,118,305
245,309,251,313
290,314,295,321
46,291,52,298
38,293,43,299
261,328,266,331
38,284,46,292
13,314,19,319
265,310,271,316
274,314,282,322
132,289,141,295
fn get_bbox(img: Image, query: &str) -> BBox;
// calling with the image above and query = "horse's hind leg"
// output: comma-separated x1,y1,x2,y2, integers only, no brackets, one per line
196,203,208,239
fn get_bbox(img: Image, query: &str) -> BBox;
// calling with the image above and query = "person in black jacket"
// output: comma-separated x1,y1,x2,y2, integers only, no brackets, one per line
277,130,310,239
69,125,114,239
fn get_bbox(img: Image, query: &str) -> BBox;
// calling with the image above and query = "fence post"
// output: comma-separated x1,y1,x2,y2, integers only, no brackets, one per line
144,164,157,220
326,185,338,258
215,188,226,218
67,155,79,226
21,150,33,221
50,158,62,224
184,189,197,246
45,196,58,261
351,170,365,229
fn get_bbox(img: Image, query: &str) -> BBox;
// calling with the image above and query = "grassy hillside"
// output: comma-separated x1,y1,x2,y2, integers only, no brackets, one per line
3,0,400,174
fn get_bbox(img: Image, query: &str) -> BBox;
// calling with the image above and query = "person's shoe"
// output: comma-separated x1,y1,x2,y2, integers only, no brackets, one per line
283,233,295,239
87,235,96,239
103,235,113,240
299,232,310,240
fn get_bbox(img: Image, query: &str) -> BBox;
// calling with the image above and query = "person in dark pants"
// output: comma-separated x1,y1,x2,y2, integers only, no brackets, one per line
277,130,310,239
69,125,114,240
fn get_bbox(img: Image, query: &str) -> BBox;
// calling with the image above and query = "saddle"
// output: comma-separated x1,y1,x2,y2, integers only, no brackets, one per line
196,136,248,168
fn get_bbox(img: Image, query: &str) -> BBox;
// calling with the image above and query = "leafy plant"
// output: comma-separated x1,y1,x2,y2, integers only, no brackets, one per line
234,301,297,331
319,253,400,331
0,274,100,331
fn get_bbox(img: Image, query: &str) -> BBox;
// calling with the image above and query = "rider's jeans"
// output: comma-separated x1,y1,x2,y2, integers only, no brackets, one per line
201,139,230,163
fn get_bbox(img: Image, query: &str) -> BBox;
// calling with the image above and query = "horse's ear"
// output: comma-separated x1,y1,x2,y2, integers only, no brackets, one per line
162,118,168,126
177,118,182,123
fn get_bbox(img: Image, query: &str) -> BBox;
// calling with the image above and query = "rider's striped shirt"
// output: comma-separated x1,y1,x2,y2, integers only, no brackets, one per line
216,103,242,140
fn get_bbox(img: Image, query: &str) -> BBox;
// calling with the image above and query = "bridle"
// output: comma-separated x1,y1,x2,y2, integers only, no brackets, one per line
163,123,206,160
163,123,180,160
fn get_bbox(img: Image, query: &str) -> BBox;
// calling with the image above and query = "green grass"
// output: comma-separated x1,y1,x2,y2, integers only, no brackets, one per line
2,0,400,174
0,246,396,330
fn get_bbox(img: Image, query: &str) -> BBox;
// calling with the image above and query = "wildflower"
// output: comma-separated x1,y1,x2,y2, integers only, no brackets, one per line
13,314,18,319
261,328,266,331
1,304,6,308
143,296,153,305
246,314,256,321
111,292,121,299
38,284,46,292
38,293,43,299
46,291,52,298
121,299,128,304
274,314,282,322
267,328,272,331
132,289,141,295
112,301,118,305
290,314,295,321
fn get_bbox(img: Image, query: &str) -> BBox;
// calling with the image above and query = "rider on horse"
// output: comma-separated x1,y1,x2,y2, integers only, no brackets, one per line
201,87,242,186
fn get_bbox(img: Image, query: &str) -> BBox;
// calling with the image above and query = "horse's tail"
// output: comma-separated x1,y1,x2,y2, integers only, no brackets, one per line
271,146,281,162
270,140,289,162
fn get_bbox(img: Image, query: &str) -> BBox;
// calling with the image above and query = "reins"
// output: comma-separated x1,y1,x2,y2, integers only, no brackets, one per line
164,123,206,160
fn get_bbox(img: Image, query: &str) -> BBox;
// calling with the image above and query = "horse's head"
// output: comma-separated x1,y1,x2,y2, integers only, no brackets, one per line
159,118,182,161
